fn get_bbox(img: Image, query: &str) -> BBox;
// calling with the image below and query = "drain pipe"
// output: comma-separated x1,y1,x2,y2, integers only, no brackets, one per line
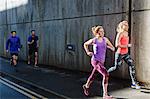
128,0,132,54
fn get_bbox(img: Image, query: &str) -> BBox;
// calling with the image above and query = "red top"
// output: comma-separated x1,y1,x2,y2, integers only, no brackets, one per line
118,35,129,54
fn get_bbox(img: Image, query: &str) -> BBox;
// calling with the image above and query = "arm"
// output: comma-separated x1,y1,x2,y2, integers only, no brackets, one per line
18,37,21,51
84,38,94,56
36,36,39,48
28,37,34,45
6,39,10,51
105,37,115,51
18,37,21,48
115,33,120,47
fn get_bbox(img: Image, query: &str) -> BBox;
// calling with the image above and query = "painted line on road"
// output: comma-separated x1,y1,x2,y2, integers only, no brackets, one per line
0,71,71,99
0,79,38,99
0,77,48,99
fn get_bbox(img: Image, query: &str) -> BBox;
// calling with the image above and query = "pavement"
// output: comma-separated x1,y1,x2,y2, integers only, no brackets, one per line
0,82,28,99
0,57,150,99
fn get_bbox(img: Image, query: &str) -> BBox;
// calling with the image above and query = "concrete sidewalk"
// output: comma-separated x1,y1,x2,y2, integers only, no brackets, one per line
0,57,150,99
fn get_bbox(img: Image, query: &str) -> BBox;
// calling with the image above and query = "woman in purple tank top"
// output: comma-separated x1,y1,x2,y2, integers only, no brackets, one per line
83,26,115,99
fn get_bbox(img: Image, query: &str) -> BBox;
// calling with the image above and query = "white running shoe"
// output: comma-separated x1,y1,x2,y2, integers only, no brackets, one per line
131,84,141,89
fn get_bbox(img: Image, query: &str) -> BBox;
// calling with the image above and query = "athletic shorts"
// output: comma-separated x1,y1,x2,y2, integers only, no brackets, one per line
29,48,38,55
10,53,18,57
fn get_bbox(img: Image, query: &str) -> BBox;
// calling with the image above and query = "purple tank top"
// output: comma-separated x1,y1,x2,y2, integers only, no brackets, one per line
92,37,107,62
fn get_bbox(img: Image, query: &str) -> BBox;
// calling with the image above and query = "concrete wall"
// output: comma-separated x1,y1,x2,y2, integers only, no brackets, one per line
131,0,150,84
0,0,128,70
1,0,149,84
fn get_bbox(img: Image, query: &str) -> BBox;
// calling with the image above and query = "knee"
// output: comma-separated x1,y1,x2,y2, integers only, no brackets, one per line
109,66,117,72
12,55,16,60
103,76,109,84
113,66,117,70
35,53,38,57
103,74,109,84
128,60,134,66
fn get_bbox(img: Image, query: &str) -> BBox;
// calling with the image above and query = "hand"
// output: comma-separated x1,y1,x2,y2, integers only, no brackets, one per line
128,44,132,47
31,40,34,43
107,46,115,51
111,47,115,51
87,52,93,56
18,48,20,52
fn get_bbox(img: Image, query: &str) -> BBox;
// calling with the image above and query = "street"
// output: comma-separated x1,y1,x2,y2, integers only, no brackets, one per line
0,57,150,99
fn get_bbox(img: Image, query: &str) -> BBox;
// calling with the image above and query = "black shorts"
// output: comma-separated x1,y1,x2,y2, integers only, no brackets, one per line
10,53,18,57
29,48,38,55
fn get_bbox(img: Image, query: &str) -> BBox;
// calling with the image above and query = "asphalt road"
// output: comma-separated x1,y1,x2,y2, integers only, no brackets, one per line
0,57,150,99
0,82,28,99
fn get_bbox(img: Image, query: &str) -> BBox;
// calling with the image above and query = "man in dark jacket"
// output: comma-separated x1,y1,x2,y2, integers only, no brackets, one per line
6,31,21,66
27,30,39,67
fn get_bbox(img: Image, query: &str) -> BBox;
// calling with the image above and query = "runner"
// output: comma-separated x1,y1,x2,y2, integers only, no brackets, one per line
27,30,39,67
6,31,21,67
108,21,141,89
83,26,115,99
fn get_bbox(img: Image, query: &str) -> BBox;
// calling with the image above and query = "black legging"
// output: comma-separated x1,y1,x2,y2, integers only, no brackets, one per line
108,53,137,84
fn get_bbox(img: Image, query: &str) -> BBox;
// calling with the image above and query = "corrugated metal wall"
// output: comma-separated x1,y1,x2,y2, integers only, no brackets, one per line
0,0,149,84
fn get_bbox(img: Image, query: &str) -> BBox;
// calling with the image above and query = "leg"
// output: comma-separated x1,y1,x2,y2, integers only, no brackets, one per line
34,48,38,66
10,54,13,65
28,55,31,64
85,60,102,88
15,55,18,64
85,67,96,88
28,49,32,64
34,52,38,66
108,53,122,73
124,54,140,89
83,60,97,96
83,67,96,96
124,54,137,84
96,62,112,98
12,55,17,66
88,71,99,88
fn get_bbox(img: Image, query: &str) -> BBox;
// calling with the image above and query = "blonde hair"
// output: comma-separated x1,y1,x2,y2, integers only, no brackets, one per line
91,26,96,35
95,26,104,34
92,26,96,32
117,20,128,33
116,22,123,33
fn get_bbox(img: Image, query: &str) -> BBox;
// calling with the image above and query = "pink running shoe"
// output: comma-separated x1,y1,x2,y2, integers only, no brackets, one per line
82,84,89,96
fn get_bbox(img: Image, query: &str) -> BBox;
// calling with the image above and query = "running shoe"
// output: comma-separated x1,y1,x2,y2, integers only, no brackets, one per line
82,84,89,96
131,84,141,89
